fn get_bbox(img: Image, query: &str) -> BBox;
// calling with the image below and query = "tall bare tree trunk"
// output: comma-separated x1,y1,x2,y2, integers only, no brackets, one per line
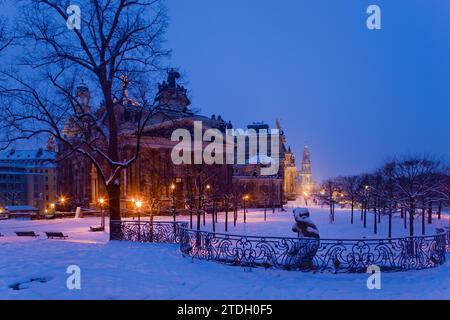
108,183,121,239
409,200,415,237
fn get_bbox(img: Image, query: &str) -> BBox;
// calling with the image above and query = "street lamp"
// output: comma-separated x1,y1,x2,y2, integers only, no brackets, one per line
59,196,66,217
243,194,249,223
170,183,177,224
98,197,106,231
303,191,309,206
135,199,143,242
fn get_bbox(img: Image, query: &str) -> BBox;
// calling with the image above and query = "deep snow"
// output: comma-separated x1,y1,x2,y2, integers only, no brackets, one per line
0,205,448,300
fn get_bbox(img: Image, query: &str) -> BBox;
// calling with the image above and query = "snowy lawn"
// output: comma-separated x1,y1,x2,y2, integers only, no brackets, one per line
158,204,450,239
0,204,448,300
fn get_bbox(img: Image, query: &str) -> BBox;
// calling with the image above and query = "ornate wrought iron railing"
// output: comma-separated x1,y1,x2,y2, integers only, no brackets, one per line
110,220,447,273
446,227,450,252
110,220,188,243
178,227,447,273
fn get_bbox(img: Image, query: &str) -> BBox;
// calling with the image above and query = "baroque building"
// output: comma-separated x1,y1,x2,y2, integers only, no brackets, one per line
57,70,233,213
57,69,295,213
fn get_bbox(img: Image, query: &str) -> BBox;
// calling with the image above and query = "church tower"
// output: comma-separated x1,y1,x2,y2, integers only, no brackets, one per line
298,145,313,195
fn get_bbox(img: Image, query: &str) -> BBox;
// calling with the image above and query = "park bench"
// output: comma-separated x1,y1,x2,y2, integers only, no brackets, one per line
89,225,105,232
45,232,68,239
15,231,39,237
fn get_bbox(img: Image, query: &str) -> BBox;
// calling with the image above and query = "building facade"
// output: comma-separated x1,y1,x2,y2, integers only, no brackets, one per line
57,70,295,212
0,148,57,212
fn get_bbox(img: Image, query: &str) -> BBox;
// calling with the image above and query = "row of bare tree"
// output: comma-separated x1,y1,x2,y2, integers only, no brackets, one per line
319,157,450,237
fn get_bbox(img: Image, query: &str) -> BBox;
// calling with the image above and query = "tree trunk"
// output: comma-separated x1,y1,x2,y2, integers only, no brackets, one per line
211,209,215,233
403,207,407,229
388,208,392,238
374,207,377,234
409,201,414,237
225,207,228,232
427,201,432,224
363,199,367,228
350,200,354,224
421,205,425,235
438,201,442,219
108,183,121,240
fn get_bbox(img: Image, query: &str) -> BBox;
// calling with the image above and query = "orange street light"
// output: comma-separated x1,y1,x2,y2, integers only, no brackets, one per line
135,200,143,209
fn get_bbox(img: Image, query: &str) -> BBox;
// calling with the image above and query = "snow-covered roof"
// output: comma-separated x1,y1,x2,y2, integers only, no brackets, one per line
0,150,56,161
5,205,39,212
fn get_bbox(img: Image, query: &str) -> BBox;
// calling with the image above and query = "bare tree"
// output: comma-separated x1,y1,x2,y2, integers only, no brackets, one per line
341,175,359,224
0,0,169,236
0,16,13,53
388,157,444,236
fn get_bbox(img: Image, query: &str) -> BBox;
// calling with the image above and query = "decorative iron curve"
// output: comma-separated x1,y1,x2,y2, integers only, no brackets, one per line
110,220,447,273
110,220,188,243
178,227,447,273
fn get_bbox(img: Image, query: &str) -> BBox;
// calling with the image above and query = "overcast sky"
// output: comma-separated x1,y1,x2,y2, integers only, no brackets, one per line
164,0,450,180
1,0,449,181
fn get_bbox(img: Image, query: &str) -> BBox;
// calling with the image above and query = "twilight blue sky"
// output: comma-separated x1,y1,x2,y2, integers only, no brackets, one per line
1,1,449,181
165,0,450,180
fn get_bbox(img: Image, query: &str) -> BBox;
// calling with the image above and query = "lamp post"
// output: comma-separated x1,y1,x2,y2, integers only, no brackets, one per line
243,195,249,223
135,199,143,242
98,197,106,231
59,196,66,218
170,183,176,223
364,185,369,228
204,184,211,226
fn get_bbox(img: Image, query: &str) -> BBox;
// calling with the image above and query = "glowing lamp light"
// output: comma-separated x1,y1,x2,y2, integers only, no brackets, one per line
303,191,309,197
170,184,176,190
99,197,105,205
243,195,249,201
320,189,325,195
365,185,370,190
50,203,55,209
135,200,143,209
206,184,211,190
59,197,66,203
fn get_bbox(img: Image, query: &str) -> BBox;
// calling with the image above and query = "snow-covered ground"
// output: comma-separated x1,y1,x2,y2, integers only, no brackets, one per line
0,204,448,300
